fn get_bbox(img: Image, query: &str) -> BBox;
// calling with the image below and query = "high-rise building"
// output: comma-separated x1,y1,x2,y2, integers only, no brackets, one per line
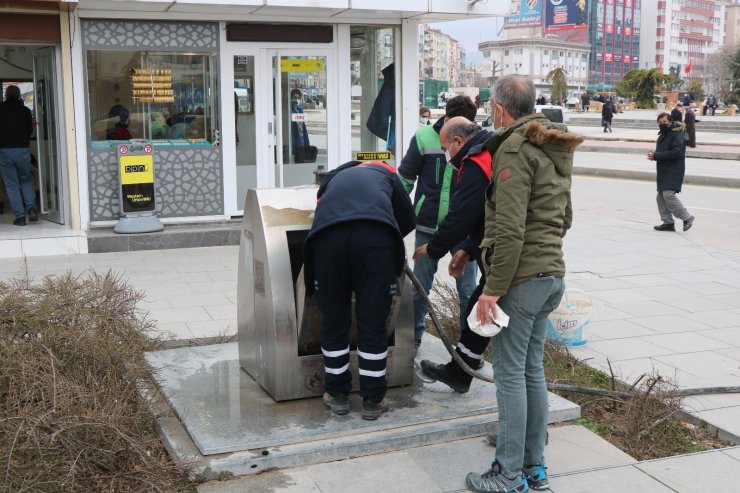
641,0,726,84
726,1,740,48
588,0,642,91
421,26,464,86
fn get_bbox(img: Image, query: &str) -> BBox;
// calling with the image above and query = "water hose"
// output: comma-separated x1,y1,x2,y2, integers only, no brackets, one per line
404,264,740,398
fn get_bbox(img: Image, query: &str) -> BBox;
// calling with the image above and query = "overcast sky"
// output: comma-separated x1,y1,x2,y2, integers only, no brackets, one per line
429,17,504,66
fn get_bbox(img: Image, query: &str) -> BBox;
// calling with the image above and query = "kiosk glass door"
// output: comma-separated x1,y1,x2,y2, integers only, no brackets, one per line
269,51,329,187
32,47,63,224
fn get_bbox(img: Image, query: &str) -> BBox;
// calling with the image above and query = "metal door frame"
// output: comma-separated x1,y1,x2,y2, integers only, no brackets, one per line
32,45,65,224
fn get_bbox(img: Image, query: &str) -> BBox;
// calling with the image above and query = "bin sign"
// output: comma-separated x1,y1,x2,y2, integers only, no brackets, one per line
117,142,156,214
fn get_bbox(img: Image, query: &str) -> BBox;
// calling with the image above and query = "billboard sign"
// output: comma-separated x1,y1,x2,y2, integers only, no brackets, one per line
504,0,543,28
544,0,589,32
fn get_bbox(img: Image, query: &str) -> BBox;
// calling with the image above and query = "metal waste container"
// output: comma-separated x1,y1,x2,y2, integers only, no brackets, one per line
237,186,414,401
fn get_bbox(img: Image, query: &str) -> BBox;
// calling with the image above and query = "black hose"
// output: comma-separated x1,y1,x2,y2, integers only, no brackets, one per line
404,263,740,398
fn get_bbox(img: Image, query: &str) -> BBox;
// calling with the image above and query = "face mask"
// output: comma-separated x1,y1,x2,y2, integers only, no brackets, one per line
419,116,429,125
659,124,671,132
444,150,452,162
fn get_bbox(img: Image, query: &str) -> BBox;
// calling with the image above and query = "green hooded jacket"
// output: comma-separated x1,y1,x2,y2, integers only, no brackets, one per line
481,114,583,297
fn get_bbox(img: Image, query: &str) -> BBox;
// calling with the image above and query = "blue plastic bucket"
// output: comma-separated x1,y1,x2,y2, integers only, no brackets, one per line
546,289,592,347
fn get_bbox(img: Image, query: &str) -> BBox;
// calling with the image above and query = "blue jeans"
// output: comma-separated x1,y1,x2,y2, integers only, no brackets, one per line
492,275,565,478
0,148,35,219
412,230,478,342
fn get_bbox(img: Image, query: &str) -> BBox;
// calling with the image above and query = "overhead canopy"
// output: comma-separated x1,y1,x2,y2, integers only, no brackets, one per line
72,0,505,22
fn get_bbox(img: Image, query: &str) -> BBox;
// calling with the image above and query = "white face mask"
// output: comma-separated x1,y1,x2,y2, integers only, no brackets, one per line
444,149,452,162
419,116,429,125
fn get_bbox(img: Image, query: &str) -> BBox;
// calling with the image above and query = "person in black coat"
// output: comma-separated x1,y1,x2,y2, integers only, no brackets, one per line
684,103,698,148
0,85,37,226
647,113,694,232
601,100,613,132
670,102,683,123
304,160,414,420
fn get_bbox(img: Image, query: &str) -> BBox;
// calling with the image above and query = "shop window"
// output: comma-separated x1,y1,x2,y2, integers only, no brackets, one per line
86,51,218,147
350,26,397,163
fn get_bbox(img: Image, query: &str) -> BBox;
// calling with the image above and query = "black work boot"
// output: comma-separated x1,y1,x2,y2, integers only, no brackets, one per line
420,359,473,393
323,392,349,415
361,398,389,420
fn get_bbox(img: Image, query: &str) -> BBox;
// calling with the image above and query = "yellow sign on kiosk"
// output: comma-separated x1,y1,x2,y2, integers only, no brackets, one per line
355,151,392,161
120,154,154,185
280,59,324,73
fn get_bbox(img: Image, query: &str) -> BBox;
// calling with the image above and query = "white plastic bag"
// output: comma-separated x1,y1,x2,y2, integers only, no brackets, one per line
467,301,509,338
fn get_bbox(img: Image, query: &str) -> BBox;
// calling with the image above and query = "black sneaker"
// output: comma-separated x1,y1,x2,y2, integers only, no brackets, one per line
653,223,675,232
420,360,471,393
27,207,38,223
466,460,529,493
361,397,389,420
323,392,349,415
683,215,694,231
13,217,26,226
522,465,549,491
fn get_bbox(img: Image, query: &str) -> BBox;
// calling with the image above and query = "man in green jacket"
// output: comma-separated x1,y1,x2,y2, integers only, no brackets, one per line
430,75,582,493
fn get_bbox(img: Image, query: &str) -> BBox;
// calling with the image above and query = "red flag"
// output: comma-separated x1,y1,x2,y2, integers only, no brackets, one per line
684,60,692,75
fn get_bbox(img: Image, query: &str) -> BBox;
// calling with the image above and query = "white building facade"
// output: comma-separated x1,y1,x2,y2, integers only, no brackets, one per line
422,26,464,87
478,38,590,98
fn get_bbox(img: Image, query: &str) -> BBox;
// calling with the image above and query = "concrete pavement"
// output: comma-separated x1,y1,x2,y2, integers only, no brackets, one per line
2,113,740,489
1,205,739,490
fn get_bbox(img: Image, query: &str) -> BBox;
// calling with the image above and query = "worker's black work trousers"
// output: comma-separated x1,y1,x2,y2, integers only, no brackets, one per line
310,221,398,403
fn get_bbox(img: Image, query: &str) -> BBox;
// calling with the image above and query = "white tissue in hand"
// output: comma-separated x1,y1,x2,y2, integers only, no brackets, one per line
467,301,509,338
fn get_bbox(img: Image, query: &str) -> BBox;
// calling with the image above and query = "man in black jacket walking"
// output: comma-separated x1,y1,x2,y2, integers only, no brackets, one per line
648,113,694,232
304,160,414,420
0,85,37,226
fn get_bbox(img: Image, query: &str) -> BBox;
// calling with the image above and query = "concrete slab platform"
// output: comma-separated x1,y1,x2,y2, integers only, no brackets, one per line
146,337,580,479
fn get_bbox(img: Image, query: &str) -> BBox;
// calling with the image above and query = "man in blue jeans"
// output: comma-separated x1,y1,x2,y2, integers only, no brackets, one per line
398,96,479,349
0,85,37,226
424,75,581,492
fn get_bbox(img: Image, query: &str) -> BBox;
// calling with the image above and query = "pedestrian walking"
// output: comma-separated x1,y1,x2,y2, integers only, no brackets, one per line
684,102,698,148
580,93,590,113
304,160,414,420
601,100,613,132
647,113,694,233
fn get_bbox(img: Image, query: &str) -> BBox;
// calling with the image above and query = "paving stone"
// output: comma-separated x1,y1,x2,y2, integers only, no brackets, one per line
654,351,740,380
701,327,740,347
717,347,740,362
304,451,443,493
165,292,232,308
586,319,657,340
406,436,492,492
658,295,735,313
630,314,713,334
635,450,740,492
686,310,738,329
583,338,674,361
641,332,727,353
607,299,688,318
149,306,213,324
544,425,634,473
548,465,674,493
723,447,740,462
197,469,320,493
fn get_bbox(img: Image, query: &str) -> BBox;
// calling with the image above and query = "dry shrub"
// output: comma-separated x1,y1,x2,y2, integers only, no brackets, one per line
544,342,729,460
422,279,728,459
427,280,463,342
0,270,192,492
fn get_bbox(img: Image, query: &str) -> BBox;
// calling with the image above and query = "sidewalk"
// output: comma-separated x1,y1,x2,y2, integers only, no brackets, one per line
1,210,739,490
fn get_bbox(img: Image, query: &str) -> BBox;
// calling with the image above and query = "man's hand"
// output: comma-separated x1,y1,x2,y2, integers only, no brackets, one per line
412,243,428,260
647,151,654,161
449,250,470,278
476,293,500,325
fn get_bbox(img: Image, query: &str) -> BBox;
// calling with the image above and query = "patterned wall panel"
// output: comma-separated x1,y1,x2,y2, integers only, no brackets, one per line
82,20,218,50
88,148,223,221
